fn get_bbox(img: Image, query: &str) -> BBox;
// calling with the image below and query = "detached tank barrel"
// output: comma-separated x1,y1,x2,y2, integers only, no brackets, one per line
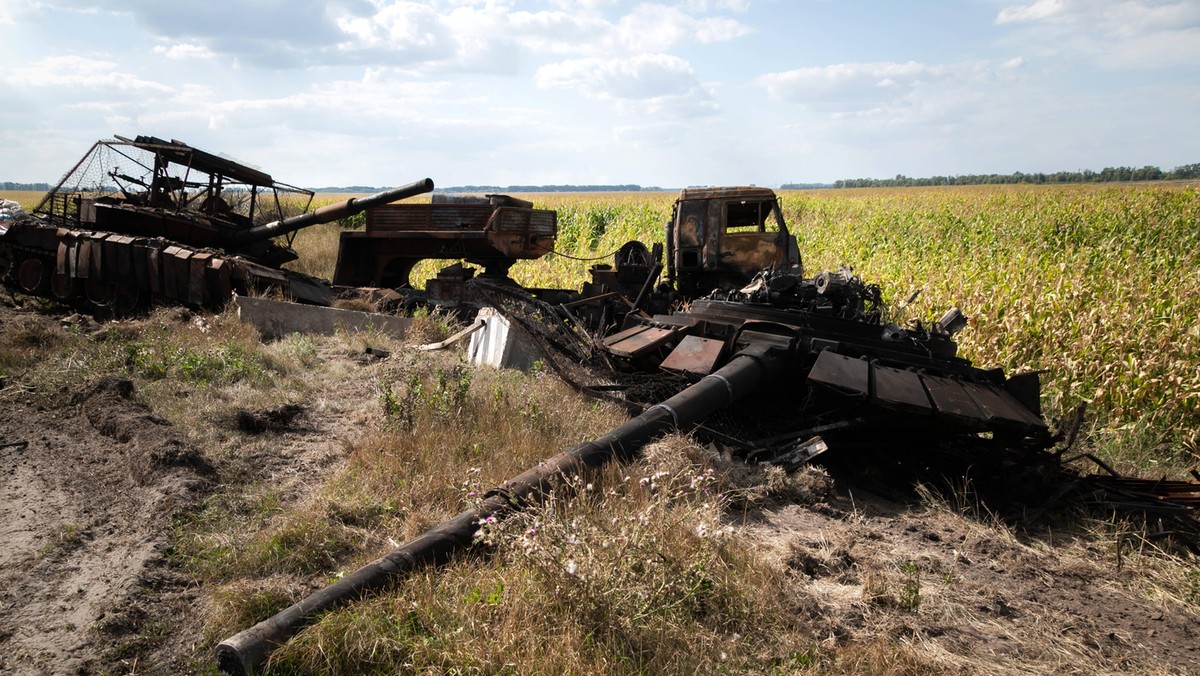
228,178,435,245
215,342,787,675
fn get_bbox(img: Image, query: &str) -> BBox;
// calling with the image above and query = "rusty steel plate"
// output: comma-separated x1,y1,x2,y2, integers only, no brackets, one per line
603,325,680,358
871,364,932,413
808,350,869,398
921,374,988,423
146,245,161,294
660,335,725,376
189,252,211,305
962,382,1046,429
89,234,106,282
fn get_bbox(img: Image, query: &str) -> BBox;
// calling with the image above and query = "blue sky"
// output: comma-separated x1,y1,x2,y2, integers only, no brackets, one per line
1,0,1197,188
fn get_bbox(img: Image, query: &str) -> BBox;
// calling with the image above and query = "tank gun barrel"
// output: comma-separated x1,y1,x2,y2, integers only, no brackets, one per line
229,177,434,245
215,341,787,675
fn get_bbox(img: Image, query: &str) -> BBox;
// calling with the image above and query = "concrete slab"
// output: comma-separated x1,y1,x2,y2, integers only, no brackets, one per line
234,295,412,339
466,307,541,371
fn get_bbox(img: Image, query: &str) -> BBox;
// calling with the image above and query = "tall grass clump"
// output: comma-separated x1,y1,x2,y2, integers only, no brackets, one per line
264,438,829,674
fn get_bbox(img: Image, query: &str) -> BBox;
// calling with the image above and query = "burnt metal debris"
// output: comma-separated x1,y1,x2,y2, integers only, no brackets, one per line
0,136,434,311
3,135,1191,674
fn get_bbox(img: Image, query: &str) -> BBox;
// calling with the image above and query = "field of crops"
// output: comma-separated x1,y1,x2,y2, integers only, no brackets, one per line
5,183,1197,466
407,184,1199,469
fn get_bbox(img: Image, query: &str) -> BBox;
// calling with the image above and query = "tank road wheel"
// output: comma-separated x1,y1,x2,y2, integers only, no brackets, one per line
50,273,80,301
113,284,144,316
17,257,51,295
84,277,117,308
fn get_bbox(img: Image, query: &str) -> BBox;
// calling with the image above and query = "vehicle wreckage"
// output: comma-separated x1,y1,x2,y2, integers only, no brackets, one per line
0,135,557,312
5,137,1190,675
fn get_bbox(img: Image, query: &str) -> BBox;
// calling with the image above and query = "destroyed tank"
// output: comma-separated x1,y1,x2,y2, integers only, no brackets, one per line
488,186,1051,456
0,135,433,312
218,189,1054,675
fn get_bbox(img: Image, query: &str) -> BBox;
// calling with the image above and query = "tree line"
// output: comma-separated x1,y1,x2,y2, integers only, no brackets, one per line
440,184,664,193
0,182,51,191
831,163,1200,189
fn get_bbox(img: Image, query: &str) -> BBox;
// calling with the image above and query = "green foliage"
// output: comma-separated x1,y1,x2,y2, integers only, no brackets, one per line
899,561,921,611
120,335,270,386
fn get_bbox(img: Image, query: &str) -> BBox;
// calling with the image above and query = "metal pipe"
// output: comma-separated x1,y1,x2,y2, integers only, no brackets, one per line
228,178,435,245
215,342,786,675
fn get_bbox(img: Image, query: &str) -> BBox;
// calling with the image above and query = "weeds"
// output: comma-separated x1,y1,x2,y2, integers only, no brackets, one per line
898,561,921,611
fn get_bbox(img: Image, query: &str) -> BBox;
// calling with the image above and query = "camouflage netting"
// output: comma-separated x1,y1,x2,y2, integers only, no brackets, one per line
34,139,311,227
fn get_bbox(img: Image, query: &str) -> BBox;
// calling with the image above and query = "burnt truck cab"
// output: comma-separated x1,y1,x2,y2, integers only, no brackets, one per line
667,186,800,297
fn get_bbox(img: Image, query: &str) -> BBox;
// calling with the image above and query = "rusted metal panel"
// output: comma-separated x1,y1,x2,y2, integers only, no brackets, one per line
660,335,725,376
189,252,211,306
962,382,1046,429
808,350,869,398
67,239,82,279
206,257,231,303
921,374,987,424
1092,476,1200,506
131,241,150,289
102,235,122,282
367,204,494,231
146,245,161,294
55,240,70,276
602,325,681,358
110,235,135,280
160,246,183,300
170,248,194,302
89,234,106,282
678,186,779,202
75,242,91,278
871,364,933,413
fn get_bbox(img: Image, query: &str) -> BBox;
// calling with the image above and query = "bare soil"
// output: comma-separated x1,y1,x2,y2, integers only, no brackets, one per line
0,375,212,674
0,302,1197,674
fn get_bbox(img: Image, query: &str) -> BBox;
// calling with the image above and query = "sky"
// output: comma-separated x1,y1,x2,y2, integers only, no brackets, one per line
1,0,1197,188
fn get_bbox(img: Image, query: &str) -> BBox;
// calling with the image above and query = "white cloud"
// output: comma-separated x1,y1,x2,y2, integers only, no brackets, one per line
8,1,754,74
546,0,620,10
756,61,959,113
536,53,719,115
996,0,1069,24
151,43,215,60
0,55,173,93
995,0,1200,67
614,4,752,53
335,2,457,64
680,0,752,12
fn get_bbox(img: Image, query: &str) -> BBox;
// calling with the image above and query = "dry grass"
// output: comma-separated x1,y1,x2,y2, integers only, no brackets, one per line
265,438,831,674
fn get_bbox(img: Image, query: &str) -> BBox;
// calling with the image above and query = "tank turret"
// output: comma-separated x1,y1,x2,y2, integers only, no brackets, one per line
0,135,433,311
